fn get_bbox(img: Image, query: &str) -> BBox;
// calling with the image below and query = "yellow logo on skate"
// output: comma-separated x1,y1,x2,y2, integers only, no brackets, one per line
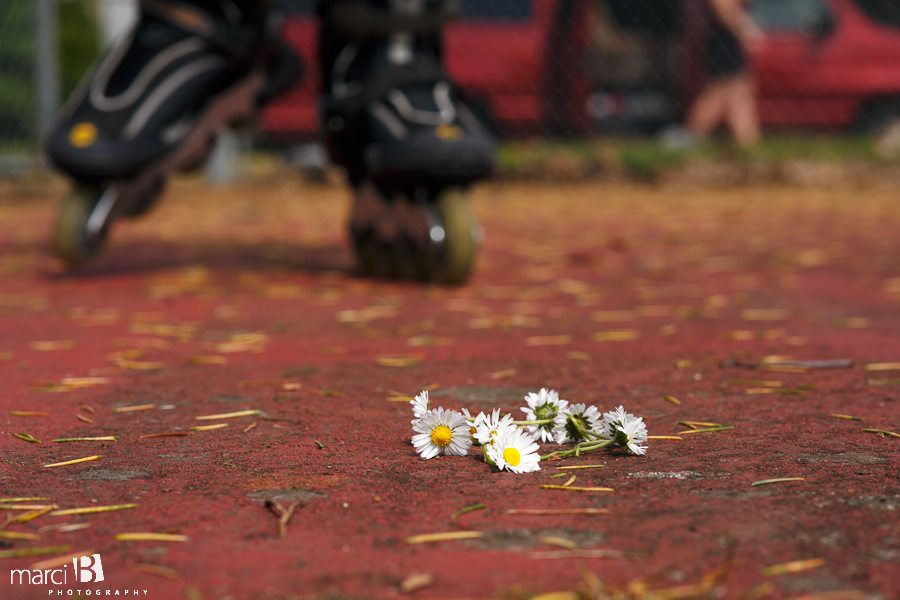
69,122,98,148
435,124,463,140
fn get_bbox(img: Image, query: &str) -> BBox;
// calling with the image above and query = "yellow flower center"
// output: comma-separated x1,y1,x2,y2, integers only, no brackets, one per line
503,447,521,467
431,425,453,447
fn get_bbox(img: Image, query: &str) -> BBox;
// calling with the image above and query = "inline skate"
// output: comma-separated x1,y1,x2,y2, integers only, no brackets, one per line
45,0,301,267
319,0,496,284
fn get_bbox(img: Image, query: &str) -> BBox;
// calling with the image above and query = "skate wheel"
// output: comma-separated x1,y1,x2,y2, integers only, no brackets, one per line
53,186,108,267
434,189,478,285
348,185,479,284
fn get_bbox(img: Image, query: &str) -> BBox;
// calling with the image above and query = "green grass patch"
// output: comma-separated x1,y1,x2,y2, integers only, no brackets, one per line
497,134,896,180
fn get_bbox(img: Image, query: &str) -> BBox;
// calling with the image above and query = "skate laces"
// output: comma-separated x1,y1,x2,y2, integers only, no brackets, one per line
387,83,456,126
332,46,365,100
332,44,457,127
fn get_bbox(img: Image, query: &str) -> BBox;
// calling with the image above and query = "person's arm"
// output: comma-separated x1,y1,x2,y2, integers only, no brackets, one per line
709,0,764,50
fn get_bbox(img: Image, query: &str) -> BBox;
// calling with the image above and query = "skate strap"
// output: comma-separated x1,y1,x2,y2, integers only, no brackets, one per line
337,59,448,113
330,1,460,37
142,0,257,58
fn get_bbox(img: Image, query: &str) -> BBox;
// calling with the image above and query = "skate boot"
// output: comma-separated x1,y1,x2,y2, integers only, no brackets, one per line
320,0,496,284
45,0,302,267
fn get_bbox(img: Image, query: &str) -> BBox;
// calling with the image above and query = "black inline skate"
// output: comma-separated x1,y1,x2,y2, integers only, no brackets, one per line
45,0,301,267
319,0,496,284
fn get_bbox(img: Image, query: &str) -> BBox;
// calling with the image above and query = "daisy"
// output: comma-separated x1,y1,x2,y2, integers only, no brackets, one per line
473,408,515,447
601,405,648,455
412,408,472,459
462,408,485,440
487,427,542,473
520,388,568,442
410,390,430,423
552,403,602,444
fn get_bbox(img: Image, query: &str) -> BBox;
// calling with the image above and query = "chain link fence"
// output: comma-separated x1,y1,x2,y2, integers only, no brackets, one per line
0,0,40,167
0,0,100,173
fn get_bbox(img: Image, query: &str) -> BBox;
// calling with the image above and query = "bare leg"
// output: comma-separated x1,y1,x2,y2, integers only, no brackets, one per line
688,80,731,140
726,73,760,147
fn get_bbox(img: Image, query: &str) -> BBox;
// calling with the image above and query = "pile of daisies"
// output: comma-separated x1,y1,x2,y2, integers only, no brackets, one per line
410,388,648,473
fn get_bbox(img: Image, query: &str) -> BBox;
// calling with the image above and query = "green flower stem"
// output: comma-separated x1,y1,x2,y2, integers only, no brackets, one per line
540,439,613,461
482,445,497,467
511,419,554,426
567,414,599,441
573,440,612,456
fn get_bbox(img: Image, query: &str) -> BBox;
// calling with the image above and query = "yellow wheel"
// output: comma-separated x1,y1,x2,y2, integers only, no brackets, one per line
53,186,108,267
434,188,478,285
348,185,479,284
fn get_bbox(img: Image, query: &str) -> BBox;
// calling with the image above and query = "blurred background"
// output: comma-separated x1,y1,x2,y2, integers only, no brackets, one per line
4,0,900,181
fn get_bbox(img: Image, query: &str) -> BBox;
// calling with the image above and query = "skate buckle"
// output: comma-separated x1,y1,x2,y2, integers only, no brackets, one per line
435,124,463,140
85,184,122,238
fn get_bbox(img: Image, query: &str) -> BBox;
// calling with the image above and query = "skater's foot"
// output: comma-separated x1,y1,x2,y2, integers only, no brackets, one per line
321,2,495,190
45,1,269,181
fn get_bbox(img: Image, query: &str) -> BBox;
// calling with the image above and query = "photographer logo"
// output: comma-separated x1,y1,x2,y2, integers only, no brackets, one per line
10,553,148,596
74,554,104,583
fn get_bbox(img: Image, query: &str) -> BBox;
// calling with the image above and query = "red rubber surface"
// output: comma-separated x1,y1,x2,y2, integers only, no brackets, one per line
1,176,898,599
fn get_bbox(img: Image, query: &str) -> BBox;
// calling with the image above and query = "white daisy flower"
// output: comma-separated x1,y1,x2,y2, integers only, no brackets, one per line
487,427,542,473
552,403,602,444
520,388,568,442
411,408,472,459
599,405,631,438
462,408,484,439
410,390,430,423
601,405,648,455
473,408,516,447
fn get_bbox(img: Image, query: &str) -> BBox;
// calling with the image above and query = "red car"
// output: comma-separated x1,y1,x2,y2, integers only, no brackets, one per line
747,0,900,130
258,0,594,139
261,0,900,138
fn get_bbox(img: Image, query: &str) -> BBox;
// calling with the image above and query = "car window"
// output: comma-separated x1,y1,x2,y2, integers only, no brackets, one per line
608,0,676,34
458,0,532,21
749,0,829,30
851,0,900,28
282,0,316,15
